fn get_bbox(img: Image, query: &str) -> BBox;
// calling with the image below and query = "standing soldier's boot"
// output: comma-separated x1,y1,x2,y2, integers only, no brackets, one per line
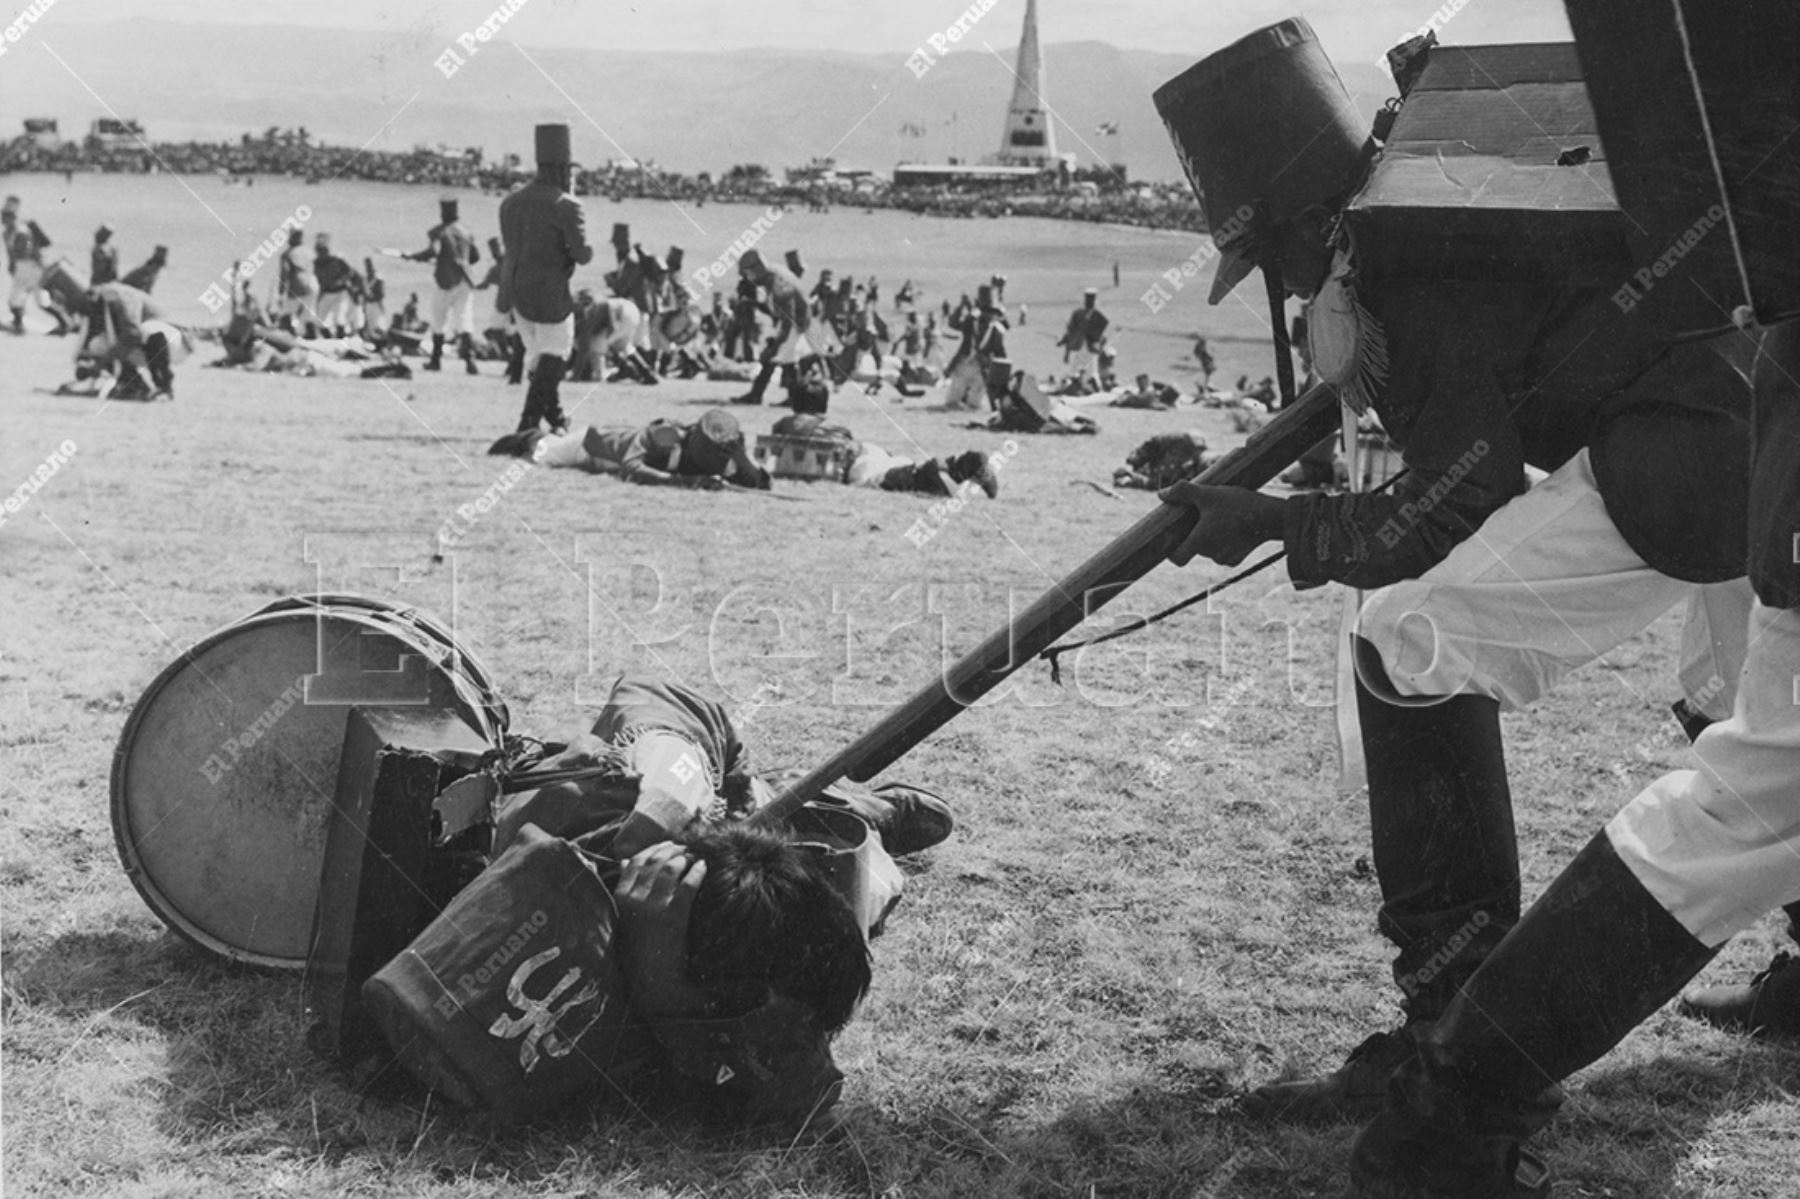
515,357,547,432
733,358,776,405
1244,641,1518,1124
536,354,570,433
426,333,444,371
459,332,479,375
8,306,23,334
505,334,526,384
1350,831,1719,1197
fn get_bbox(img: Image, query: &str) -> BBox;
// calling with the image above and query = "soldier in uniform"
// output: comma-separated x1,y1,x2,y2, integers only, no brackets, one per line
311,234,359,340
4,197,60,335
497,122,593,432
90,225,119,287
1059,287,1109,393
730,248,812,407
1343,7,1800,1191
492,408,769,491
75,280,189,400
276,228,317,336
943,285,1009,410
359,257,388,342
1154,18,1757,1132
409,197,481,374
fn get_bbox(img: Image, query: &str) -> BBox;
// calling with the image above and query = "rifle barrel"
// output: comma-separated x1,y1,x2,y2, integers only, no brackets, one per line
753,383,1342,825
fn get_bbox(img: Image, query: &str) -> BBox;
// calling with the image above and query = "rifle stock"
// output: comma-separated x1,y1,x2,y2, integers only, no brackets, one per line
752,383,1343,826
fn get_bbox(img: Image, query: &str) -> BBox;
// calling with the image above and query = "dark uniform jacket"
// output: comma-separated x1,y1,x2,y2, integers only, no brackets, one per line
419,222,479,292
497,181,592,324
314,252,357,295
90,243,119,286
1285,277,1753,589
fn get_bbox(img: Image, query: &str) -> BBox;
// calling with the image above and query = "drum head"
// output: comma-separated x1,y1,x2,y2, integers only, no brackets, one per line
249,593,509,738
111,603,503,969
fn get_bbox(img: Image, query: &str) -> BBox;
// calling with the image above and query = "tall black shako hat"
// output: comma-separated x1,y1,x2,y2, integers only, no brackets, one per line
439,198,459,224
535,122,572,166
1153,17,1369,305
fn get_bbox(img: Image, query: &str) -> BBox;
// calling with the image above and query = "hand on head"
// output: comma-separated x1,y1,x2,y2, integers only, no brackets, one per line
615,841,712,1012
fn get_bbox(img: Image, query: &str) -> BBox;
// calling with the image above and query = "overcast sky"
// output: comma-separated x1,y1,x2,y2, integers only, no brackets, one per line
44,0,1573,61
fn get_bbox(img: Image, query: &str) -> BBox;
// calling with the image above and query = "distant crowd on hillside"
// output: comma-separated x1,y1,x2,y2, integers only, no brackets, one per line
0,129,1208,233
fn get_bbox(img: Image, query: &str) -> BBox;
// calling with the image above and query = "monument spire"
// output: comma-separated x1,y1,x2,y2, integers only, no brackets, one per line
995,0,1057,166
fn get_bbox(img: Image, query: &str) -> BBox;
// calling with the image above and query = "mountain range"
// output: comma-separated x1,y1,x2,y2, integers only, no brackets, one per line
1,18,1397,180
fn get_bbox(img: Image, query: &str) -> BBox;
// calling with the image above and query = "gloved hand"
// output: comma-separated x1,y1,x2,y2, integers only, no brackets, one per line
1160,482,1287,567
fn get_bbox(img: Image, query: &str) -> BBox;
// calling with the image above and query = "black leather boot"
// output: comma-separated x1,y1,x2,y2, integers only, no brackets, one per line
505,334,525,384
426,333,444,371
458,332,478,375
1246,640,1517,1123
536,354,569,433
1351,832,1718,1197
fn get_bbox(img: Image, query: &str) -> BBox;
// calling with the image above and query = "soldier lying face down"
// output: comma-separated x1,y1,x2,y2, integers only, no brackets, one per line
490,407,770,490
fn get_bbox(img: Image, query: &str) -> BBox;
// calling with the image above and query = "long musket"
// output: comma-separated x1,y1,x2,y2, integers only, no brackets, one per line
751,381,1343,826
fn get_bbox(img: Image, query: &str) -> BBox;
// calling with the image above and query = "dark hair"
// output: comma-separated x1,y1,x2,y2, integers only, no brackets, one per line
683,824,871,1035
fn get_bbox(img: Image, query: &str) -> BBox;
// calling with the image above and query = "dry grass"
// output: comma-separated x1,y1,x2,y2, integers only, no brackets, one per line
3,179,1797,1199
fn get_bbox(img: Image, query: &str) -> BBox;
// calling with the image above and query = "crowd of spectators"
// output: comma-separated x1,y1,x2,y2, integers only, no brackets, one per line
1,128,1207,233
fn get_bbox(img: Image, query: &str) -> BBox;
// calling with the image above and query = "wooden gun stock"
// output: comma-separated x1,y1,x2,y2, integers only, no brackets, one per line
752,383,1343,826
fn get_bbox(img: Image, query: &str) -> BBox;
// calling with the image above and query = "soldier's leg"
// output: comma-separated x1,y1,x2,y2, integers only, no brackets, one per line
1248,449,1700,1122
1352,600,1800,1196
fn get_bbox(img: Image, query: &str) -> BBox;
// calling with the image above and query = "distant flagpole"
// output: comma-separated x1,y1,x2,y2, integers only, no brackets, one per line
1094,120,1121,168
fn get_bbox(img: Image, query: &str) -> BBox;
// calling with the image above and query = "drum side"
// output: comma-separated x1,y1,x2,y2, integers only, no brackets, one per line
112,611,488,967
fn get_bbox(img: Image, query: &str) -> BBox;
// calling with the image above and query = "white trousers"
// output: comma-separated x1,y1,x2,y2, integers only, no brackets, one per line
430,284,475,336
315,290,356,330
9,259,44,308
1357,448,1750,717
517,315,573,372
1608,601,1800,945
846,442,910,488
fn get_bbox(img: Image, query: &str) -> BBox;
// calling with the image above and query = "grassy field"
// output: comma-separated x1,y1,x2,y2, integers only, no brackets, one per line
2,178,1797,1199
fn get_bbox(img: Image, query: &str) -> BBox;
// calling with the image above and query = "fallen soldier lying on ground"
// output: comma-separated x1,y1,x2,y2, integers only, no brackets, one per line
489,408,770,489
1107,374,1186,410
366,673,954,1130
210,287,410,378
1113,431,1214,490
770,412,1001,498
961,370,1098,435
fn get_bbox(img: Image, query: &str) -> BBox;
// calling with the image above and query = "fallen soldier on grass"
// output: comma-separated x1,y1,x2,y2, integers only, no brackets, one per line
365,673,954,1131
768,412,1003,499
488,408,770,490
1113,431,1214,490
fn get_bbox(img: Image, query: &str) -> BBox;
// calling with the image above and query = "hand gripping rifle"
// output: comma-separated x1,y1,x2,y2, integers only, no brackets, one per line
749,382,1343,827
